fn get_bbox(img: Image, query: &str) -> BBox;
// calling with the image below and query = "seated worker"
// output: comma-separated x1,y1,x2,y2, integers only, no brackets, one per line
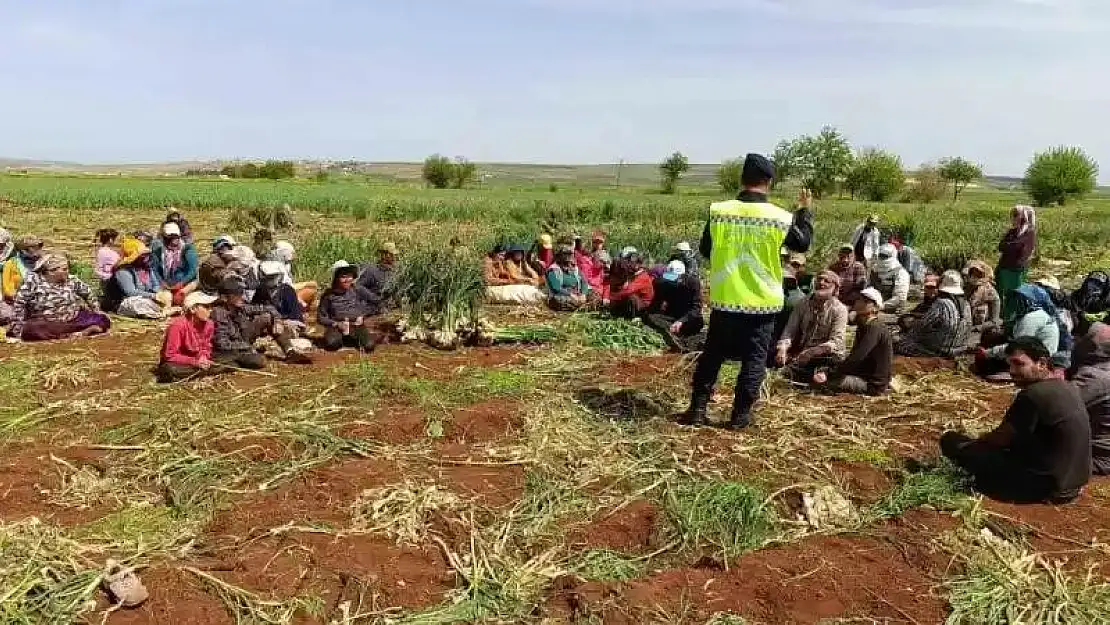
484,246,546,305
579,232,609,291
198,236,239,294
0,229,13,324
771,255,811,355
357,242,398,312
899,273,940,331
775,271,849,381
318,261,378,352
941,336,1090,504
964,260,1002,337
643,260,705,352
528,234,555,274
113,239,166,319
607,253,654,319
869,244,909,314
813,287,893,395
211,277,312,367
669,241,700,278
264,241,318,309
895,270,972,358
155,292,222,383
977,284,1071,376
1067,323,1110,475
149,222,199,306
254,261,305,326
787,252,813,294
828,244,868,306
163,209,194,245
6,254,110,343
504,244,543,287
546,250,592,311
229,245,260,301
1034,276,1077,337
93,228,121,283
2,236,45,311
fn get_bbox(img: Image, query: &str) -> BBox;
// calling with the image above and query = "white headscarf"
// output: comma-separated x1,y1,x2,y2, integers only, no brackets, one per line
871,243,902,277
1014,205,1036,235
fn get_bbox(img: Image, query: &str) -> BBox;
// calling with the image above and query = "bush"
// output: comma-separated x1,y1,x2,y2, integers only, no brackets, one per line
659,151,690,194
219,161,295,180
1024,146,1099,206
451,158,477,189
903,164,946,204
717,158,743,195
422,155,479,189
844,148,905,202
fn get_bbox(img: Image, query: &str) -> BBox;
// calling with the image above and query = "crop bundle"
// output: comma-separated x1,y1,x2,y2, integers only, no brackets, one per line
391,248,487,350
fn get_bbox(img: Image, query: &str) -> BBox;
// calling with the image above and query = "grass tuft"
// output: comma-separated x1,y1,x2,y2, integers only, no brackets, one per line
663,480,777,559
868,462,972,520
570,549,642,582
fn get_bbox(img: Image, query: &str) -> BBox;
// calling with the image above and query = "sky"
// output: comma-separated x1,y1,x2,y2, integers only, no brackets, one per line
2,0,1109,176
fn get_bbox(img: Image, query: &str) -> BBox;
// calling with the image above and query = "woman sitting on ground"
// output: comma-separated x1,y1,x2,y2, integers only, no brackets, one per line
607,253,654,319
156,292,221,383
263,241,318,309
6,254,110,343
93,228,121,284
976,284,1071,377
964,260,1002,337
254,261,305,327
546,250,592,311
163,209,194,245
3,236,44,307
0,229,16,324
895,270,972,358
484,245,546,305
504,244,543,287
869,244,909,314
318,261,377,352
113,239,166,319
150,222,199,307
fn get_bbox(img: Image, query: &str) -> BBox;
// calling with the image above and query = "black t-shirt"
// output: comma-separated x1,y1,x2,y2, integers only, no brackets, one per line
834,319,893,394
1003,379,1092,498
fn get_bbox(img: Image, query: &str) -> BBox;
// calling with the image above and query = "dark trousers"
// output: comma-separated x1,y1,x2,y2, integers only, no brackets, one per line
322,325,375,352
242,316,297,354
212,350,266,370
610,296,646,320
155,361,228,383
644,313,705,352
692,310,776,420
940,431,1076,504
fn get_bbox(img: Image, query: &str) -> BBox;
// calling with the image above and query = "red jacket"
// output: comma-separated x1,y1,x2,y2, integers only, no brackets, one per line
161,316,214,367
612,270,654,308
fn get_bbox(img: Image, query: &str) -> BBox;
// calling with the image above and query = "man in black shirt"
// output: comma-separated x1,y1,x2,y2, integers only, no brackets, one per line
940,336,1091,504
814,288,892,395
643,261,705,353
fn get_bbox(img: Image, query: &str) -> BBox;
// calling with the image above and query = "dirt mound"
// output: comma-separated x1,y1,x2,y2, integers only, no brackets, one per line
339,407,428,446
568,500,662,553
830,460,894,504
207,457,405,538
984,486,1110,561
438,463,526,507
549,510,955,624
446,399,523,443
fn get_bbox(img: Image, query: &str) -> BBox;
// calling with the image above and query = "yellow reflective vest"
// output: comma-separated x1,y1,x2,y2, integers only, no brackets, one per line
707,200,793,314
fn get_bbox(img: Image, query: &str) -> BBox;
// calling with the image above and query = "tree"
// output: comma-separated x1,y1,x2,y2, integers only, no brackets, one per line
792,126,854,198
717,158,743,195
1023,146,1099,206
938,157,983,201
843,148,905,202
659,151,690,194
422,154,454,189
450,157,477,189
770,140,799,189
903,164,946,204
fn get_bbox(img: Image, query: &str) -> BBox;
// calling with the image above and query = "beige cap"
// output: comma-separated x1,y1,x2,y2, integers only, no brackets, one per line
184,292,217,310
380,242,399,255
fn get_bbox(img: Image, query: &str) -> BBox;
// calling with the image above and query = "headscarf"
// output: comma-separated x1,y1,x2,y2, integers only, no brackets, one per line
1015,283,1072,351
1013,205,1036,235
871,244,902,277
118,238,150,267
34,253,68,274
16,235,43,255
0,228,13,262
272,241,295,264
963,260,994,285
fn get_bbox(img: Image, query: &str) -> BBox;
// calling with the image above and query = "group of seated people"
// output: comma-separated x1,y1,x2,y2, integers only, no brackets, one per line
483,232,706,351
0,212,400,384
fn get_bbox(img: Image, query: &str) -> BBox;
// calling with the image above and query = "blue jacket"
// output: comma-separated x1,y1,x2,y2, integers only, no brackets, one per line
150,241,199,288
115,267,159,298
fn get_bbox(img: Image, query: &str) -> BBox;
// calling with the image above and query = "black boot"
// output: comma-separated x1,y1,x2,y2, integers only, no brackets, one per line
678,393,709,426
724,406,753,431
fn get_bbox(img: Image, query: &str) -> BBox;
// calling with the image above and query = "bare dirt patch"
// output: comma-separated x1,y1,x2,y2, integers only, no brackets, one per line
105,567,232,625
438,463,526,508
588,354,687,387
370,344,529,381
444,398,523,445
893,356,959,376
567,500,662,553
830,460,894,505
0,444,118,526
338,406,428,446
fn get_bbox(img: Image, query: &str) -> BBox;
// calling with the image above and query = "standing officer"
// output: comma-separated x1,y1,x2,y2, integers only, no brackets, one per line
680,153,814,430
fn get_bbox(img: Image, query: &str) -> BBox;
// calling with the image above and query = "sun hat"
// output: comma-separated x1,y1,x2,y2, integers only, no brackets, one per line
162,222,181,237
839,243,855,253
212,235,237,251
506,243,526,254
673,241,692,253
119,238,150,266
620,246,638,259
16,235,43,251
33,253,67,273
539,234,553,249
183,292,218,310
860,287,884,309
259,260,285,277
939,270,965,295
380,242,399,255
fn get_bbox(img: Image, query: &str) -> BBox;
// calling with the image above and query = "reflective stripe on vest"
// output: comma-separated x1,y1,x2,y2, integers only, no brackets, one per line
707,200,793,314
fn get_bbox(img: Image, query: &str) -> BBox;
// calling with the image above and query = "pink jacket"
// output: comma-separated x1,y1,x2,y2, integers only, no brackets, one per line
161,316,214,367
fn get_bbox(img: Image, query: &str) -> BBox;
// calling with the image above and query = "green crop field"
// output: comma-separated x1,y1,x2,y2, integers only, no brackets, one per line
1,170,1110,624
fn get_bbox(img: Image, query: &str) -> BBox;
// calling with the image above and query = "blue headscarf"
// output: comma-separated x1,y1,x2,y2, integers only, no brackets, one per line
1015,284,1072,352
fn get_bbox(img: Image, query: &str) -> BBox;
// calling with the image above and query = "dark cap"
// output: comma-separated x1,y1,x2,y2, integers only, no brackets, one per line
218,277,245,296
741,153,775,186
507,243,526,254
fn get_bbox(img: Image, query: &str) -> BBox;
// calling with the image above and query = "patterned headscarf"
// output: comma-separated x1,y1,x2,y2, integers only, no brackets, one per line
1013,205,1036,235
34,253,68,274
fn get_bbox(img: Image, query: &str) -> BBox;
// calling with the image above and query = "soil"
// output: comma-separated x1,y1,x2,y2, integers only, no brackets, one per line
0,443,118,526
369,343,529,380
107,567,233,625
548,510,957,624
437,462,527,507
589,354,687,387
444,398,523,444
338,406,429,446
893,356,959,376
567,500,662,553
830,460,895,504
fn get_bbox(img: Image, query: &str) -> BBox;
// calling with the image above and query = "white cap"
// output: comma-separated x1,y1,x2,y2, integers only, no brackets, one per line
859,287,884,309
620,246,638,258
259,260,285,276
183,291,217,310
162,222,181,237
1035,276,1061,291
674,241,692,253
939,270,964,295
665,260,687,276
331,260,352,272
